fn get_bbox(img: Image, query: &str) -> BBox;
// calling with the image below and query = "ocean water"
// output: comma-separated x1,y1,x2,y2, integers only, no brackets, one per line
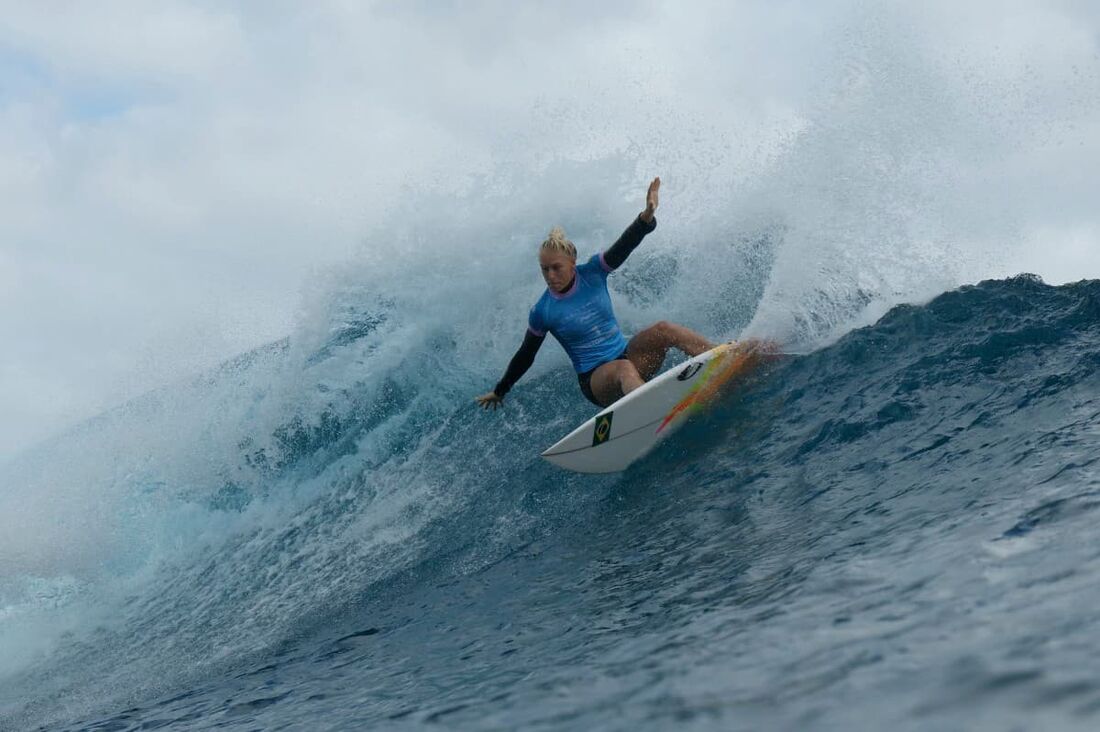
4,274,1100,731
4,3,1100,730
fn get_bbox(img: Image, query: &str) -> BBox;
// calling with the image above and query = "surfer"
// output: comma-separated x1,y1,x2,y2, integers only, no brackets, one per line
476,177,715,410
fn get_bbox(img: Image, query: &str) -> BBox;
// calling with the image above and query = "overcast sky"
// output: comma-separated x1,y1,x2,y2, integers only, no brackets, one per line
2,1,1099,460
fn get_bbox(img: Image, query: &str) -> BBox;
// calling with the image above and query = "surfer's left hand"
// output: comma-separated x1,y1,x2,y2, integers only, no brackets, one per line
641,177,660,223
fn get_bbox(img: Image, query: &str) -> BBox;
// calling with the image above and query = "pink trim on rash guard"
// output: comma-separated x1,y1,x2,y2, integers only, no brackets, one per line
527,325,545,337
598,251,614,273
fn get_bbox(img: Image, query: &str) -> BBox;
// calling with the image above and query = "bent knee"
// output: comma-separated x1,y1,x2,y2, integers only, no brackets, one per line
643,320,673,335
611,359,640,378
641,320,678,342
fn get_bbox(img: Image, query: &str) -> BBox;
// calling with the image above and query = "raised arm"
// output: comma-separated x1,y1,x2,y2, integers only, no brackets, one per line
475,330,546,410
602,177,660,270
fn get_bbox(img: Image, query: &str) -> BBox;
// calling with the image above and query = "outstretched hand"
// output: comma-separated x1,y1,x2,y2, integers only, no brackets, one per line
475,391,504,410
640,176,660,223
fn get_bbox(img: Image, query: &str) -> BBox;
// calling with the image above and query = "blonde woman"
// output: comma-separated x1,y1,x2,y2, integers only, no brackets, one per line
476,178,715,410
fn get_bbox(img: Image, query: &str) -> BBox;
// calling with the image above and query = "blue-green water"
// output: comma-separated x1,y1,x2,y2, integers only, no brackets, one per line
4,275,1100,730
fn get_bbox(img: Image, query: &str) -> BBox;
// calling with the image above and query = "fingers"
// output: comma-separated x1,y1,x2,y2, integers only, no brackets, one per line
475,395,503,410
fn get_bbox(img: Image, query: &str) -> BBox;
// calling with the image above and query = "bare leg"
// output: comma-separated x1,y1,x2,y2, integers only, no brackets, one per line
626,320,715,380
588,358,645,407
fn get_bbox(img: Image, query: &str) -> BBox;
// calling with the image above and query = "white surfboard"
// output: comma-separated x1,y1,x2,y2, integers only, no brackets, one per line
541,340,774,473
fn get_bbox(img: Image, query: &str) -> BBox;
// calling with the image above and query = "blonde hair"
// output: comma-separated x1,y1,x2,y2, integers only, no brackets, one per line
540,226,577,260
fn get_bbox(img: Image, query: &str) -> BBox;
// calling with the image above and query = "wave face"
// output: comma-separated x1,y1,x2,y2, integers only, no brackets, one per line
4,273,1100,730
3,3,1100,729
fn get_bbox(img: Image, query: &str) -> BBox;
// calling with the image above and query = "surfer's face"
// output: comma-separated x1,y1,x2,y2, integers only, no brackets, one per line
539,250,576,293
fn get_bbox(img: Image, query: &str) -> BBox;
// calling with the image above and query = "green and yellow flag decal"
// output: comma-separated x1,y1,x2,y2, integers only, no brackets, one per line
592,412,614,446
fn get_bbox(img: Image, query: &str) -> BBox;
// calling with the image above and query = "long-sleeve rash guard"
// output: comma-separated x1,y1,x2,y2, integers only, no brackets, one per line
493,215,656,397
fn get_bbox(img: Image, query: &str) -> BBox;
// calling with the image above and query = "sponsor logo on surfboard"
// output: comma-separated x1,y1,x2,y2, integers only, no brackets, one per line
592,412,614,446
677,363,703,381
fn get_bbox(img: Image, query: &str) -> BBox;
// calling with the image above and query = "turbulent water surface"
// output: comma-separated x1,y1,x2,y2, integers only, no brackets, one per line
4,2,1100,730
4,275,1100,731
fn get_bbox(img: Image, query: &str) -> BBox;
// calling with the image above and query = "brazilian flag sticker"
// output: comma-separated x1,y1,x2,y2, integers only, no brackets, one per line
592,412,614,446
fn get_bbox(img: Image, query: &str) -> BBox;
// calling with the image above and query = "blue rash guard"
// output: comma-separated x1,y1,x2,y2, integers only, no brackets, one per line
527,252,627,374
492,215,657,401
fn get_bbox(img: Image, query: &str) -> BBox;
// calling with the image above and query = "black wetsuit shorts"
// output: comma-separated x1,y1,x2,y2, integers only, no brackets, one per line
577,348,631,407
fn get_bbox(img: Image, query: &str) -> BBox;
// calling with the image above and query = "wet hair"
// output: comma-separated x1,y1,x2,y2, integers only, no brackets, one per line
540,226,577,260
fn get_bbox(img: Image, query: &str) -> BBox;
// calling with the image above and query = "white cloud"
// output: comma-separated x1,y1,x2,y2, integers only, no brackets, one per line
0,2,244,80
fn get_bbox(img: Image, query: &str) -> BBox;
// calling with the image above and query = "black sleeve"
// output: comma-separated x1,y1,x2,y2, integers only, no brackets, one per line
493,330,546,397
602,215,657,270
